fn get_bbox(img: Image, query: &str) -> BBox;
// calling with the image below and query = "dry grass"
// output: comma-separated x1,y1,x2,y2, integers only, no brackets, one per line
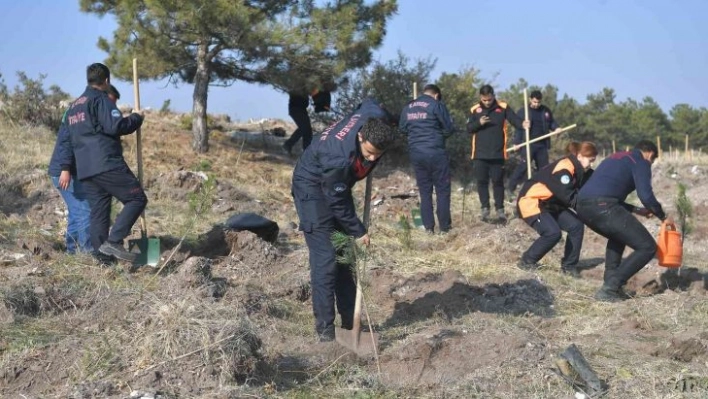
2,116,708,398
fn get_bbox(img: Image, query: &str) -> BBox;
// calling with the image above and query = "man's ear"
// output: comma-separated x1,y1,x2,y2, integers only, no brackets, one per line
357,132,363,142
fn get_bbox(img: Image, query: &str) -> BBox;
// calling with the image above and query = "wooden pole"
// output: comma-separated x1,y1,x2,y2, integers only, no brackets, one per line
506,124,577,152
685,134,690,161
523,89,531,178
612,140,616,153
656,135,661,158
132,58,147,235
413,82,418,98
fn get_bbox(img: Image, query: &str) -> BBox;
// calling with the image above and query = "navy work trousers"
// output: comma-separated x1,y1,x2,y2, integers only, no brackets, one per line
284,106,313,152
576,198,656,289
292,183,356,334
410,151,451,232
82,165,148,251
473,159,505,210
522,209,584,268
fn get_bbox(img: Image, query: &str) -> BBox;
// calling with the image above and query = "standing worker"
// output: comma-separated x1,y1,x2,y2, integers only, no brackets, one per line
282,84,333,156
576,140,672,302
467,85,529,222
66,63,146,262
516,142,598,276
291,98,397,341
399,84,455,234
48,85,122,255
507,90,563,196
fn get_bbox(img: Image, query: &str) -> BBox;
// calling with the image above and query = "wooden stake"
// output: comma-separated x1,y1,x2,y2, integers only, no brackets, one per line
413,82,417,98
506,124,577,152
612,140,616,153
132,58,147,235
523,89,531,179
685,134,690,161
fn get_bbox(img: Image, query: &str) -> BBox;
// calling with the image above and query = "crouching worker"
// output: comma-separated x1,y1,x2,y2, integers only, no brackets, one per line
291,98,397,342
66,63,146,262
576,140,672,302
517,141,598,276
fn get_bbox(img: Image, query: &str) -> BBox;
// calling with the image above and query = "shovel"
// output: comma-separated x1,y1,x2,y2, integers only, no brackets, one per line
334,173,379,356
127,58,160,266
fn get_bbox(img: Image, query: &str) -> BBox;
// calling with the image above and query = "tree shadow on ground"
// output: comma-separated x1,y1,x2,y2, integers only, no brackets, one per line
382,278,555,330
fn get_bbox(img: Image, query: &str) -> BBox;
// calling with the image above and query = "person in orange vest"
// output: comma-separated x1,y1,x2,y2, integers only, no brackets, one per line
516,142,598,276
467,85,529,223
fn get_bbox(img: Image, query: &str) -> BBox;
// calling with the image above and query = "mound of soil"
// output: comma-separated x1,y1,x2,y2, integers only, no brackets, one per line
379,327,546,389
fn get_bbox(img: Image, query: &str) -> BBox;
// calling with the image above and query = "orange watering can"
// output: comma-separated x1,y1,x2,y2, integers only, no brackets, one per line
657,220,682,268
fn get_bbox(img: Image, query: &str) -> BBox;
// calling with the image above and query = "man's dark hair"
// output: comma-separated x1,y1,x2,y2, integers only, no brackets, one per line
635,140,659,158
530,90,543,100
479,84,495,96
423,84,441,96
87,63,110,86
106,84,120,100
360,117,397,151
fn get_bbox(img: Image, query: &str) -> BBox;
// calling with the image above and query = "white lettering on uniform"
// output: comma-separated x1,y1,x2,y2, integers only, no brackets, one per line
406,112,428,120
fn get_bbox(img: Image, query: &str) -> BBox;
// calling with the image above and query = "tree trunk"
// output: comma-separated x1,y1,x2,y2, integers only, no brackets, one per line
192,41,210,153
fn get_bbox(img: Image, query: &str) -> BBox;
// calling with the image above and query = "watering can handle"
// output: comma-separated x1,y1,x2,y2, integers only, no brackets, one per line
661,220,677,232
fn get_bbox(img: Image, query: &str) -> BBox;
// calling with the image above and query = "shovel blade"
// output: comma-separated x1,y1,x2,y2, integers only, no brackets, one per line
128,237,161,266
334,327,379,356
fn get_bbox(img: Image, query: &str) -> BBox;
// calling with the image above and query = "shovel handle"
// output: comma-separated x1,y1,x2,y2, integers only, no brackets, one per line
133,58,147,235
352,174,374,345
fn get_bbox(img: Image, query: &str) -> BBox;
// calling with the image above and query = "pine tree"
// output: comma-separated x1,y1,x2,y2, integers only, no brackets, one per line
80,0,398,152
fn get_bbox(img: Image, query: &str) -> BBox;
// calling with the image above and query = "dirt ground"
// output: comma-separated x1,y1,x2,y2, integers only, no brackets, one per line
1,120,708,398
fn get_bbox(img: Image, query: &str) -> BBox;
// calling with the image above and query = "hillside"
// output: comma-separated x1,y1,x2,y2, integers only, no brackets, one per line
1,112,708,398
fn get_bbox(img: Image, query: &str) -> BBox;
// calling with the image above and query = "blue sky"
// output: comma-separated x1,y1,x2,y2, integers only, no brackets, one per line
1,0,706,121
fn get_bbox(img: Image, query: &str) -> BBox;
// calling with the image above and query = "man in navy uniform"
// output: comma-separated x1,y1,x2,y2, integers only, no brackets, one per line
576,140,672,302
467,85,529,222
65,63,145,262
48,84,122,255
399,84,455,233
292,98,397,341
507,90,562,196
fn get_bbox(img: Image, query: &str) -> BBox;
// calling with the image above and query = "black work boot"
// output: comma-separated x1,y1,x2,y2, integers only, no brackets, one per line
561,266,582,278
594,285,631,302
98,241,137,262
481,207,491,222
496,209,507,223
317,324,336,342
517,259,541,271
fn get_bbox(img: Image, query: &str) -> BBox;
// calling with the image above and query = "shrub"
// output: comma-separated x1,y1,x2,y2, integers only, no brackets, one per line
0,71,70,131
